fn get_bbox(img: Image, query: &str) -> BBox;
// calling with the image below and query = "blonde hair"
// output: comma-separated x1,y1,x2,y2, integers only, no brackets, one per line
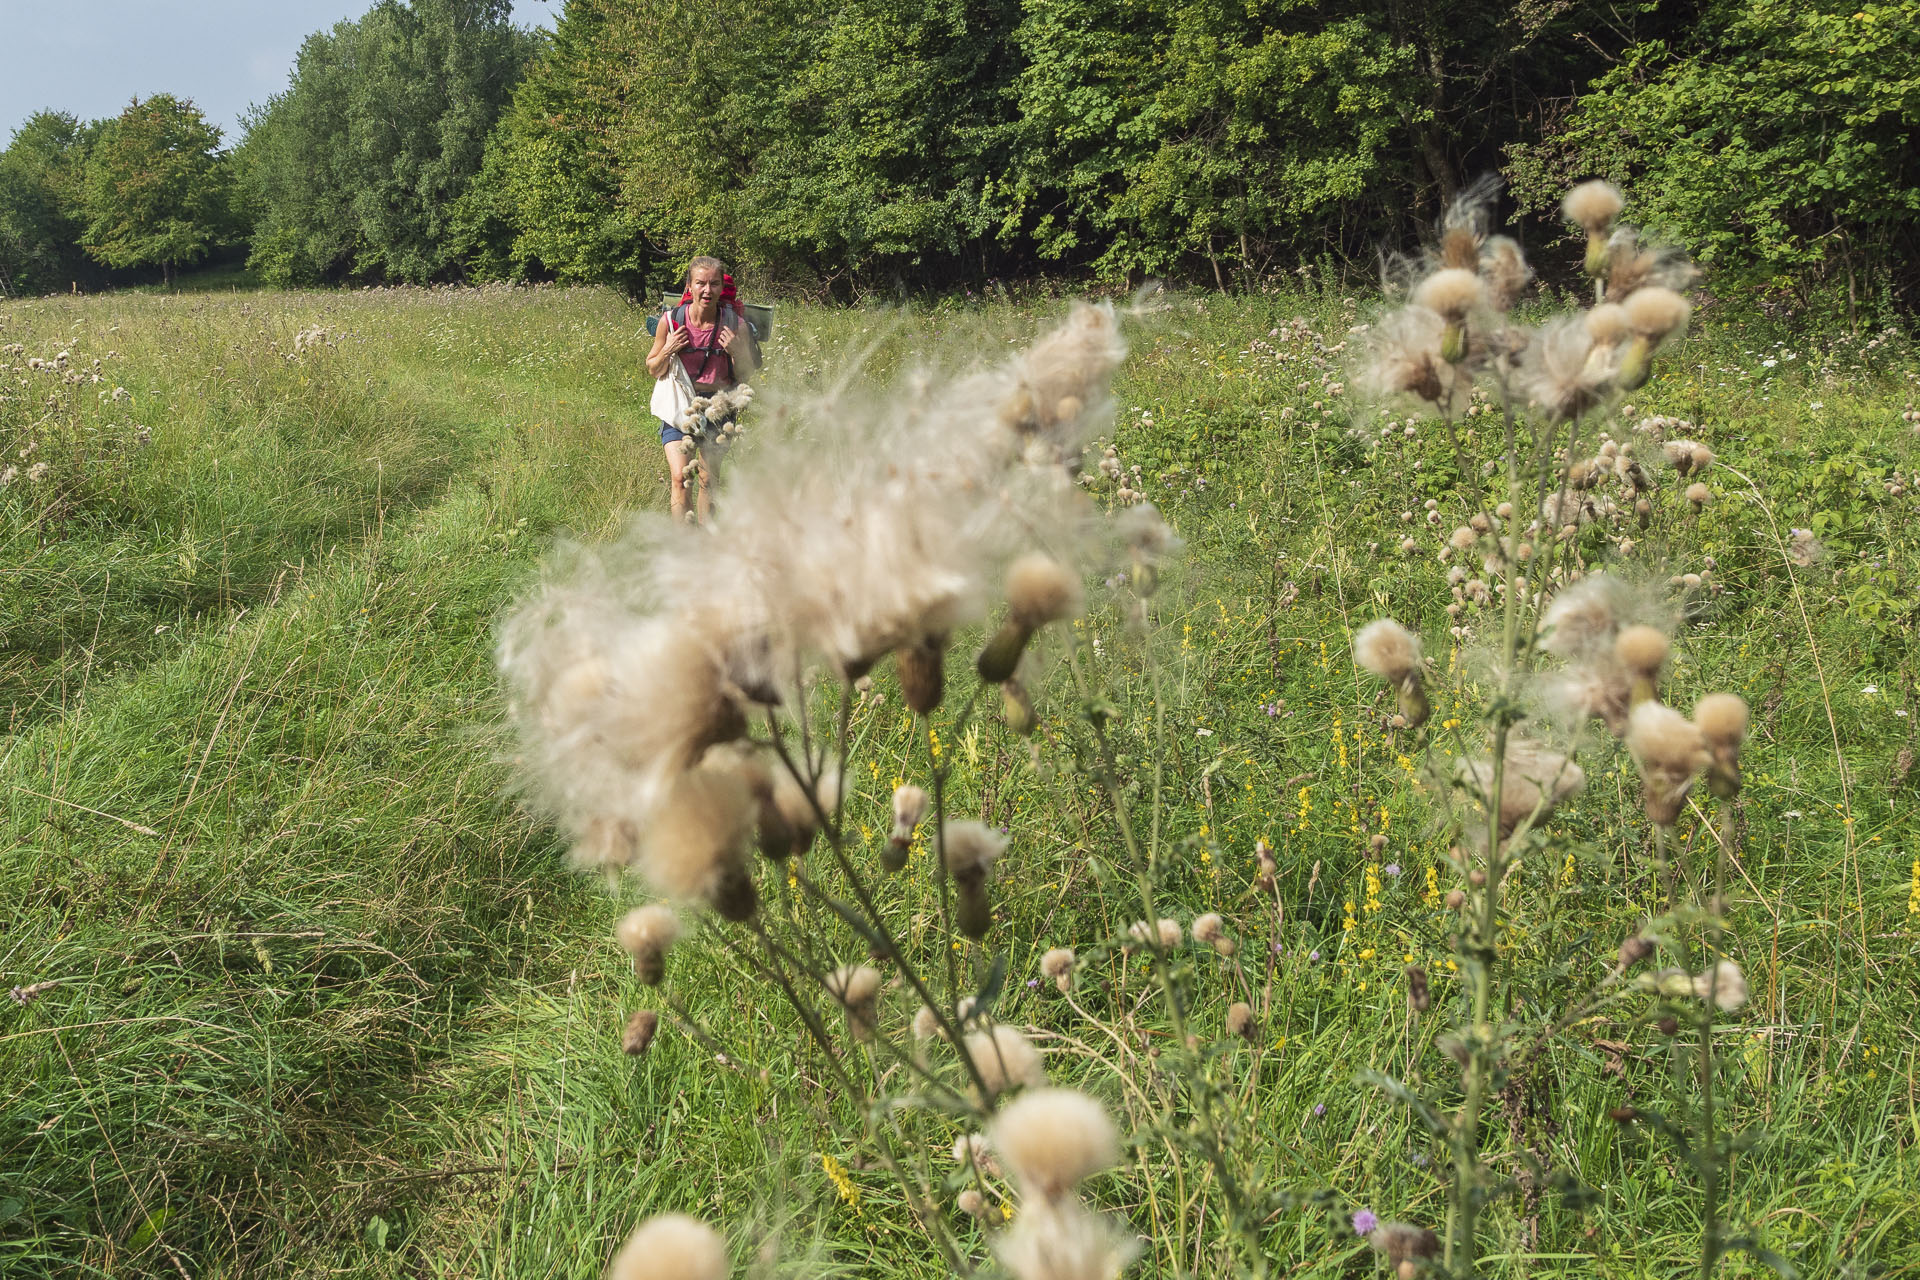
688,255,726,282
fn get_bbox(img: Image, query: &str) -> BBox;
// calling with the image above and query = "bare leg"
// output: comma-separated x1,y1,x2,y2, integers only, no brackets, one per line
694,447,715,525
665,443,688,521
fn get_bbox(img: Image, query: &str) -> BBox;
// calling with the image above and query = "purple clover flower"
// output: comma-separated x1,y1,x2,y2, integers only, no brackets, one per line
1313,1102,1326,1117
1352,1208,1379,1236
1384,863,1401,877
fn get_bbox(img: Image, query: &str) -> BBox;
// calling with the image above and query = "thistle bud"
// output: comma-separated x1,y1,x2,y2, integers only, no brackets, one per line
1002,678,1038,736
622,1009,660,1056
1404,965,1431,1013
1225,1001,1255,1041
896,634,948,714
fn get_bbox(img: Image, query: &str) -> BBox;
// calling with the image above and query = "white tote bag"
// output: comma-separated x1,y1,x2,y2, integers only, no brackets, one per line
649,357,695,425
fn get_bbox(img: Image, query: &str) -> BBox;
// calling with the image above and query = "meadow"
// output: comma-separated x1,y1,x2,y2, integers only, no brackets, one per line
2,277,1916,1279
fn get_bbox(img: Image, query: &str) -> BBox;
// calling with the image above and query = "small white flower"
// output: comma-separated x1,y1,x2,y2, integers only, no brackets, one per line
1760,358,1777,368
1809,401,1825,411
1896,709,1909,718
1195,727,1213,737
1782,810,1803,819
1862,684,1879,695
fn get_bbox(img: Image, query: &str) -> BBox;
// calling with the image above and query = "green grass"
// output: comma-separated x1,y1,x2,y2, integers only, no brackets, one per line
2,284,1916,1278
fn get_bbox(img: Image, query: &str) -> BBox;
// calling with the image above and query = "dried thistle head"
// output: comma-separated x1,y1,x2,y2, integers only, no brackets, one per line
1225,1001,1255,1040
1040,946,1076,992
1359,306,1468,412
1007,553,1084,629
1584,303,1630,348
1354,619,1421,684
637,761,758,919
1693,692,1749,797
1605,227,1699,300
608,1213,727,1280
1192,912,1232,955
1369,1222,1442,1279
1614,624,1670,708
1540,572,1630,659
1626,701,1710,825
993,1200,1140,1280
621,1008,660,1056
615,904,682,984
964,1024,1046,1097
991,1087,1121,1200
1563,181,1625,235
885,782,928,870
1519,316,1616,422
1479,236,1533,312
1691,959,1748,1012
826,962,884,1039
1414,268,1484,326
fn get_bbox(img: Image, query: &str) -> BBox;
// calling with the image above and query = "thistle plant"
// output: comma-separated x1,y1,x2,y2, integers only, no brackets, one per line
499,306,1165,1277
1349,179,1782,1278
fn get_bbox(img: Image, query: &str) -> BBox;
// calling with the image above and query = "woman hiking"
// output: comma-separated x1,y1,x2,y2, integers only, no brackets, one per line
646,256,759,524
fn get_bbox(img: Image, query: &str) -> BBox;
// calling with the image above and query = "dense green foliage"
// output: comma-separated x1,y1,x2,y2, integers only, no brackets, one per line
0,113,100,296
78,96,236,282
239,0,541,285
4,285,1917,1276
1507,0,1920,319
3,0,1919,305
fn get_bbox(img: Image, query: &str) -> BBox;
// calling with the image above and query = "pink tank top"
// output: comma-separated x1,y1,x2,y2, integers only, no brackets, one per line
669,306,736,388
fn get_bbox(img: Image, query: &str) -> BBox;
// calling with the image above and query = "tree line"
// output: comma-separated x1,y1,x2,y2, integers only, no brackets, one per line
2,0,1915,314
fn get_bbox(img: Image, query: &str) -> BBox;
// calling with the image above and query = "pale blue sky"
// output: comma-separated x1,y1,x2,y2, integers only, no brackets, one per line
0,1,560,146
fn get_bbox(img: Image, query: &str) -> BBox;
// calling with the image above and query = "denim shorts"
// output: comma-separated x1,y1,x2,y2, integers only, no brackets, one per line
659,419,685,444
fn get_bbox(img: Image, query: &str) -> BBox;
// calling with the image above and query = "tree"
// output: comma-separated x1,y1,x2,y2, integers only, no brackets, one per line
0,111,100,296
473,0,657,289
1506,0,1920,317
239,0,541,285
79,95,233,283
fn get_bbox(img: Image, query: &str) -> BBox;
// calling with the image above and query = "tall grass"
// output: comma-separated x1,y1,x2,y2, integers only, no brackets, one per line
2,283,1914,1277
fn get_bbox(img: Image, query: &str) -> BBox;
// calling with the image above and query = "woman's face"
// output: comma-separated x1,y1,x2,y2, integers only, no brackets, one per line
688,267,722,306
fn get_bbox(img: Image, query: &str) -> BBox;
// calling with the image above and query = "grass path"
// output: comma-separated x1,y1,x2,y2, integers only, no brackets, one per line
4,287,1916,1278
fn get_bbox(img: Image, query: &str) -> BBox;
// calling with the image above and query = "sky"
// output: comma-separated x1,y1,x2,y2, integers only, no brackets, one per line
0,0,561,145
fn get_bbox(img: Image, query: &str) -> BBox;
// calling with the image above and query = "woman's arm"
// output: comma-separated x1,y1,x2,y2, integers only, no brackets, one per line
646,312,686,380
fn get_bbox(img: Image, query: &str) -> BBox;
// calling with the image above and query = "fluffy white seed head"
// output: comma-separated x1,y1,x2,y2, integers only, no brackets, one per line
608,1213,727,1280
1156,918,1183,949
1563,181,1625,233
1541,573,1630,657
1040,947,1076,980
912,1005,941,1041
1413,268,1484,321
944,820,1008,876
1626,701,1711,822
1614,624,1670,678
616,904,681,959
1006,553,1083,628
1192,913,1225,945
1584,303,1630,347
892,783,928,831
1354,619,1422,684
1693,693,1749,748
964,1024,1045,1097
635,762,757,907
991,1088,1121,1200
994,1200,1140,1280
1623,286,1691,341
1519,314,1616,421
825,963,882,1007
1691,960,1748,1012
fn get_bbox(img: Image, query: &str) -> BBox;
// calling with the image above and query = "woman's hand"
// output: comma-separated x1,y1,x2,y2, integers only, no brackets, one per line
648,321,689,379
716,325,736,351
